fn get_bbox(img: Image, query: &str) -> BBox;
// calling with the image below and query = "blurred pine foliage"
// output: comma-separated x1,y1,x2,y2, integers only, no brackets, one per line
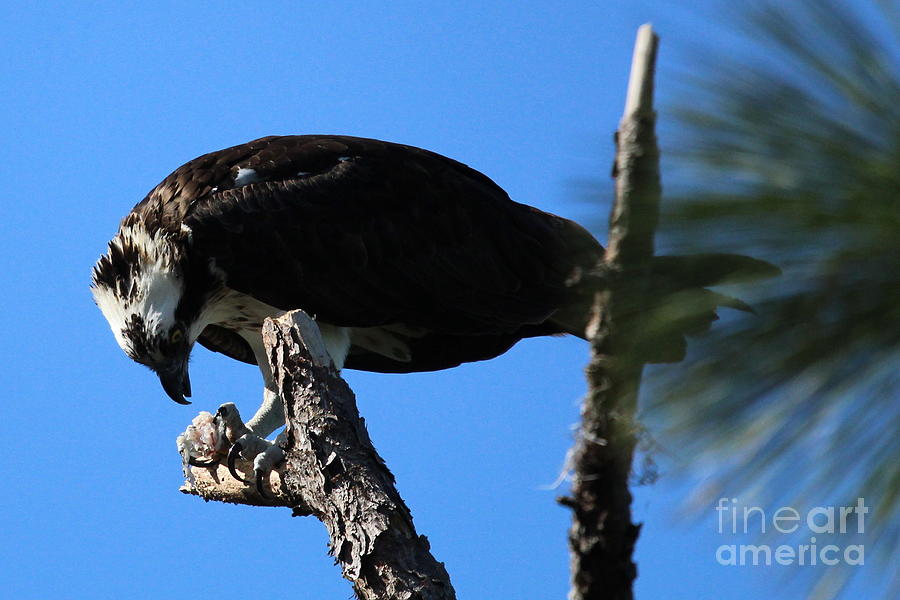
644,1,899,597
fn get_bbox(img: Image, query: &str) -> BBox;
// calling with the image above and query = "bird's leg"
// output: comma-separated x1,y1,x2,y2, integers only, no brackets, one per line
225,386,287,497
245,386,285,437
220,323,348,495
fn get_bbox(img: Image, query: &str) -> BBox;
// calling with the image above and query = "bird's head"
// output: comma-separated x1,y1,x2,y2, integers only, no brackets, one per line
91,224,197,404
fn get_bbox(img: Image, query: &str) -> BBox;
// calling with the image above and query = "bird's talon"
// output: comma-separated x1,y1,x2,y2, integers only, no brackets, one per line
255,469,272,499
253,443,286,499
187,456,220,468
179,406,283,498
227,442,250,483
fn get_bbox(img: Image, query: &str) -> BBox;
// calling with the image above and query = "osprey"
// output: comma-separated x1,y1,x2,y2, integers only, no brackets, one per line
92,135,772,486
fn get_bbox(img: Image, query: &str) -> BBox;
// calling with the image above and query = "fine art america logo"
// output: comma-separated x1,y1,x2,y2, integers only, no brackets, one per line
715,498,867,566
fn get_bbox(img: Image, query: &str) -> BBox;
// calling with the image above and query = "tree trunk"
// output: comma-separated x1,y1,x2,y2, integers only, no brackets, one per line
562,24,661,600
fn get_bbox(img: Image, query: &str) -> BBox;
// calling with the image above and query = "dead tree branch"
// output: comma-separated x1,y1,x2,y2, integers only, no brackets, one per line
562,24,661,600
181,310,455,600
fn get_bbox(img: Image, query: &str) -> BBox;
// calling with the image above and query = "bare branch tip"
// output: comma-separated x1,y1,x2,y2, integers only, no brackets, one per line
624,24,661,118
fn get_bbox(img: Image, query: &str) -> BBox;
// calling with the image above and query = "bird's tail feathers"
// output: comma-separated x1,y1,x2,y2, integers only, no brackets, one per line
650,253,781,287
554,253,779,363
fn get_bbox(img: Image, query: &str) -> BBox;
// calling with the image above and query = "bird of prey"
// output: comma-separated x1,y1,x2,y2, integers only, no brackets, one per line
91,135,773,491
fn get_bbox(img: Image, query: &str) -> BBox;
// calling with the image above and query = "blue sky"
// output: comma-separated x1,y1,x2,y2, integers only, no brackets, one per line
0,2,886,598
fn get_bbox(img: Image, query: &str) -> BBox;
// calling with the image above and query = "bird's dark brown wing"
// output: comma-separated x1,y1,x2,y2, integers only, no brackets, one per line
183,136,602,334
130,135,600,371
195,324,257,364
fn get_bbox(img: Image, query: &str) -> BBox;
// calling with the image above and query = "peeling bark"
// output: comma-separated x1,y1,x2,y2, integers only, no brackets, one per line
181,310,455,600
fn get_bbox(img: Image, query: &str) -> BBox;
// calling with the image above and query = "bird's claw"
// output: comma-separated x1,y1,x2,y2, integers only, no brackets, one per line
178,403,285,497
187,455,220,468
226,432,286,497
227,441,249,483
256,468,272,499
253,442,286,499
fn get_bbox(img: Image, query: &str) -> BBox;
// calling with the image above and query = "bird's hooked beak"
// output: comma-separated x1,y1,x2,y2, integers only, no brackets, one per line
158,358,192,405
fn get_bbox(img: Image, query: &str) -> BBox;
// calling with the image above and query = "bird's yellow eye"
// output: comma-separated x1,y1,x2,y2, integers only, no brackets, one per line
170,329,184,343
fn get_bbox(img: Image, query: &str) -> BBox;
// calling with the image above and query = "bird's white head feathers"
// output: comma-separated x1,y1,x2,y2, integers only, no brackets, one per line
91,222,186,362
